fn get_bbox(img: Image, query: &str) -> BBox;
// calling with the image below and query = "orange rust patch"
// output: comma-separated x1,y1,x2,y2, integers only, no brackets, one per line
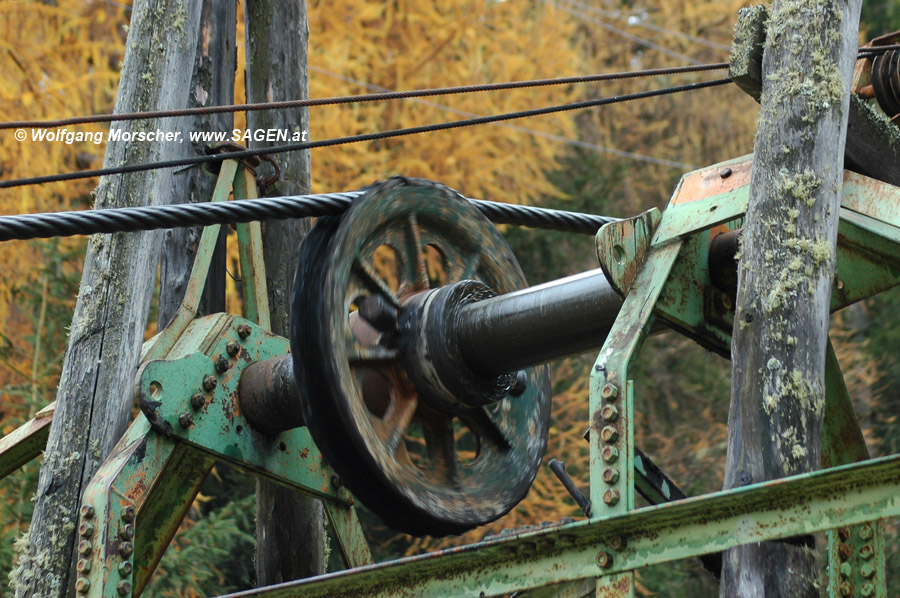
671,160,752,207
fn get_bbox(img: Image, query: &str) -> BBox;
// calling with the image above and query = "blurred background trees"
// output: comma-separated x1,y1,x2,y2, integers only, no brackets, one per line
1,0,898,595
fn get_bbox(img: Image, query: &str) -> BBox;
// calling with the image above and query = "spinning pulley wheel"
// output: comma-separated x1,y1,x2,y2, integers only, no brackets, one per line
291,177,552,536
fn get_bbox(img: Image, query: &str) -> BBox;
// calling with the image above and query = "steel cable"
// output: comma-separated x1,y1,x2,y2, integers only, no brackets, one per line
0,78,732,190
0,191,617,242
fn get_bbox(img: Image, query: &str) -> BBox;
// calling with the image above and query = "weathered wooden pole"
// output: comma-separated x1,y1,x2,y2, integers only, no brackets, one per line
244,0,325,583
722,1,862,596
158,0,236,325
13,2,203,596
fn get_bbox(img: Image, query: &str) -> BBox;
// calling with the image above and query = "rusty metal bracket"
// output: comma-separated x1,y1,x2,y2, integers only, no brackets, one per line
595,208,660,297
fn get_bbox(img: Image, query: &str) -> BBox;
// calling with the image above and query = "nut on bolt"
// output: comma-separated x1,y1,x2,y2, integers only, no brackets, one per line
78,540,93,556
120,524,135,541
119,541,134,558
859,543,874,560
226,340,241,356
601,446,619,463
596,551,613,568
75,578,91,593
179,412,194,428
860,582,875,597
600,425,619,443
838,543,852,561
858,524,874,540
602,468,619,484
215,355,230,373
609,535,627,551
118,561,133,576
237,323,252,338
117,581,133,596
602,488,620,506
600,404,619,422
190,393,206,410
121,505,135,522
79,521,94,537
76,559,91,573
81,504,95,519
202,375,218,391
837,526,850,541
600,383,619,401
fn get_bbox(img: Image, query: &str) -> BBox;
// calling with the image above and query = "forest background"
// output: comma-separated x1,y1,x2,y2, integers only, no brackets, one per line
1,0,899,596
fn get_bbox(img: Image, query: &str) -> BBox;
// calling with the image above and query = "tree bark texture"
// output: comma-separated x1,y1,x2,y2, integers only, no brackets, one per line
157,0,236,326
721,1,862,597
14,2,203,596
244,0,324,584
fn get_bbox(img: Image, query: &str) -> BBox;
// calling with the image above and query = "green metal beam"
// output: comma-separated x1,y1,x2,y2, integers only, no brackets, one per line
219,453,900,598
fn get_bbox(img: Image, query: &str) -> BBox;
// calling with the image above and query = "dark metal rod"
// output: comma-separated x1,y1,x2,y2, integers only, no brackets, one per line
455,269,625,375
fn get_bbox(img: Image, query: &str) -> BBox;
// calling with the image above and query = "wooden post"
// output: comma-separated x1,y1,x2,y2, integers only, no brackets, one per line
244,0,325,583
158,0,236,326
13,2,203,596
722,1,862,596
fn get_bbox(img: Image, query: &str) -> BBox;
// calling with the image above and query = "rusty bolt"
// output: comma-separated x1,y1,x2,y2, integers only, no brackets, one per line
78,540,92,556
190,393,206,410
202,375,218,391
860,562,875,579
226,340,241,356
600,425,619,444
858,524,874,540
601,383,619,401
860,582,875,598
601,446,619,463
609,536,627,551
859,543,874,561
837,526,851,541
118,561,133,576
719,167,732,179
839,562,852,579
600,404,619,422
839,581,852,597
76,559,91,573
81,504,95,519
75,578,91,593
121,505,135,522
179,412,194,428
602,488,620,506
119,541,134,558
79,521,94,537
331,475,343,489
117,581,133,596
120,524,134,541
237,323,252,338
596,551,613,568
838,543,852,561
215,355,230,373
602,468,619,484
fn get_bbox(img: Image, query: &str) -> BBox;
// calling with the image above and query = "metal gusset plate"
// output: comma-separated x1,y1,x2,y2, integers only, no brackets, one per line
292,177,551,536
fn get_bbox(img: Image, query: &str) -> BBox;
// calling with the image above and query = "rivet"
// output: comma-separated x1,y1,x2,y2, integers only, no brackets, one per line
202,375,218,391
602,468,619,484
719,167,733,179
226,340,241,356
121,505,135,522
75,578,91,593
601,383,619,400
119,541,134,558
80,504,95,519
331,475,343,489
601,446,619,463
79,522,94,537
237,324,252,338
600,404,619,422
596,551,613,568
600,425,619,444
859,543,874,561
838,543,852,562
118,561,133,576
215,356,230,373
609,536,627,551
179,412,194,428
837,526,850,541
117,581,133,596
120,524,134,541
190,393,206,409
78,540,92,556
860,562,875,579
858,524,874,540
860,582,875,597
76,559,91,573
602,488,620,506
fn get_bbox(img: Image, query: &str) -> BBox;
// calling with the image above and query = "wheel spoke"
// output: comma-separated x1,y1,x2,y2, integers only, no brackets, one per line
349,345,399,364
406,214,429,289
352,256,401,307
423,416,458,483
465,406,511,450
382,390,418,455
